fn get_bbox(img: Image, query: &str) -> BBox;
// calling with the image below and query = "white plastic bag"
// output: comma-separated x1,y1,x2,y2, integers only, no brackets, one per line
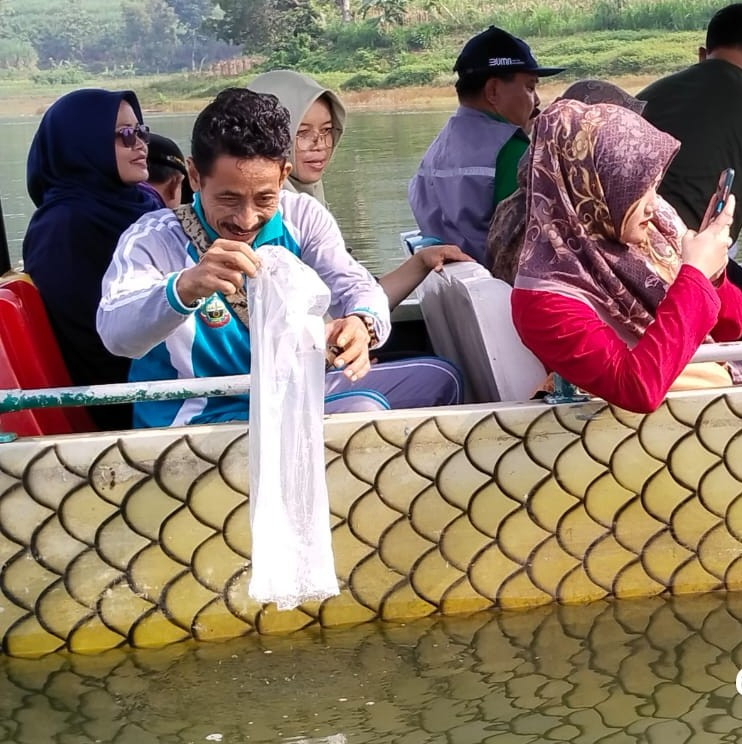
247,245,339,609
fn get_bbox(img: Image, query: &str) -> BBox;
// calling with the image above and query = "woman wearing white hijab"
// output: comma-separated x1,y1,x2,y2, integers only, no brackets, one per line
249,70,468,407
249,69,471,307
250,70,345,206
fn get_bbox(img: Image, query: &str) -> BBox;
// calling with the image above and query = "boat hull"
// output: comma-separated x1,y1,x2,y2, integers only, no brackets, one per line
2,390,742,657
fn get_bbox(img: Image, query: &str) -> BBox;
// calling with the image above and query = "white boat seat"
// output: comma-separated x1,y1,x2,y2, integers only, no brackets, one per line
415,261,546,403
402,231,742,404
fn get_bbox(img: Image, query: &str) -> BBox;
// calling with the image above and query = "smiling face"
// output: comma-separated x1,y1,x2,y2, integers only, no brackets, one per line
620,187,658,245
188,154,290,243
293,97,334,183
114,101,148,184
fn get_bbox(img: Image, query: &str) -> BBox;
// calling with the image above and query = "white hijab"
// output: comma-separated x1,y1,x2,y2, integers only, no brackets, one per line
249,69,347,206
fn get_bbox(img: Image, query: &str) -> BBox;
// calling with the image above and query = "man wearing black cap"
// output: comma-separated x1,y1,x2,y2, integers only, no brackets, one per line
638,4,742,287
407,26,564,264
143,133,192,209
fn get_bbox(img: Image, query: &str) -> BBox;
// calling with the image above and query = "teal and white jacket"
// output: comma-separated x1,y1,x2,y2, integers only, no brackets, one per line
97,191,390,428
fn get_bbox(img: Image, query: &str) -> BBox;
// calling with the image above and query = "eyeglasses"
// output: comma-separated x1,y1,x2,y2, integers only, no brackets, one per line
115,124,151,148
295,127,338,151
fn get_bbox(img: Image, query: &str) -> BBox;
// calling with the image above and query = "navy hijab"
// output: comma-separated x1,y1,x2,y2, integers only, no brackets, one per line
22,89,160,430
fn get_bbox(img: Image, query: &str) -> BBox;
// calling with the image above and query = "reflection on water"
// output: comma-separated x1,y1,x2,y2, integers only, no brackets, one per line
2,593,742,742
0,110,452,276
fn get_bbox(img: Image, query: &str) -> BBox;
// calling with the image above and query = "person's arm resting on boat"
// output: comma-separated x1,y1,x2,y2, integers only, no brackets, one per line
295,194,391,348
379,244,474,309
512,205,742,413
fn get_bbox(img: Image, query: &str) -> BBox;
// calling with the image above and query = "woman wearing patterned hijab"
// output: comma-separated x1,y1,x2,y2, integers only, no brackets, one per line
511,98,742,412
486,80,646,283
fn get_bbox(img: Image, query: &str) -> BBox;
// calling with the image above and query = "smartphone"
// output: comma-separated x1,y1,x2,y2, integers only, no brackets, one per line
713,168,736,215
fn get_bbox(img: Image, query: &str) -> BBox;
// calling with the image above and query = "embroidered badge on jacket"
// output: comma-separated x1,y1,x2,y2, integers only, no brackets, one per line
199,296,231,328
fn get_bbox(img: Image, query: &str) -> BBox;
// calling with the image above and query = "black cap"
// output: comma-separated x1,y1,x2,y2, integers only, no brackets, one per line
147,133,193,205
454,26,565,78
147,133,188,177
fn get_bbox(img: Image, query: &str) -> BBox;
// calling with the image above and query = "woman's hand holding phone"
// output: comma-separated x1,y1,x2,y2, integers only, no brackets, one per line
699,168,735,231
682,192,735,282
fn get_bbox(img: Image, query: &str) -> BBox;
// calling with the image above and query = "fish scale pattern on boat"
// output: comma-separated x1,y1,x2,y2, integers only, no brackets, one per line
1,393,742,656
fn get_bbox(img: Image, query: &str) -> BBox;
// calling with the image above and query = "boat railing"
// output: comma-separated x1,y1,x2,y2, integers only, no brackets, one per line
0,339,740,440
0,374,251,441
2,340,742,415
689,341,742,363
0,374,252,414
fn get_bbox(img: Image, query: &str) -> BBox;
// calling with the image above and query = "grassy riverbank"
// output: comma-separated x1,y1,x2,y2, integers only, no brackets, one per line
0,25,703,117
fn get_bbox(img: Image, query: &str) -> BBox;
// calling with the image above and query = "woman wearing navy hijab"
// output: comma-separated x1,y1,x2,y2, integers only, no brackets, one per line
23,89,160,430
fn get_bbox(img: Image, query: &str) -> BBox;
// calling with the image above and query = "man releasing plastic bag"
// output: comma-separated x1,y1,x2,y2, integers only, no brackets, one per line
247,245,339,610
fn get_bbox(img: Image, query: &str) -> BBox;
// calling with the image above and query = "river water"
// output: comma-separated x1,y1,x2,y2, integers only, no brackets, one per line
0,110,451,275
3,110,742,741
2,594,742,742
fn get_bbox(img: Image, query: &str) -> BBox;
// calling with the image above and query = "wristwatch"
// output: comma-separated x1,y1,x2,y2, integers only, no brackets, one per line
350,313,378,348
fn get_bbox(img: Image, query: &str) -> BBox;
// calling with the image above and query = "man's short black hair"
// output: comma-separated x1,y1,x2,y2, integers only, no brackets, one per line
191,87,291,175
455,71,515,99
706,3,742,51
148,161,180,184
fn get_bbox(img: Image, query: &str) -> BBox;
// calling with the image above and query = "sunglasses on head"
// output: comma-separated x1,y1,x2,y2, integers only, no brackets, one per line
116,123,150,148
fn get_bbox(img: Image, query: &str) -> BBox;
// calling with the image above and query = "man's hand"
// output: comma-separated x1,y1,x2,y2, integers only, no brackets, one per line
325,316,371,381
176,239,261,306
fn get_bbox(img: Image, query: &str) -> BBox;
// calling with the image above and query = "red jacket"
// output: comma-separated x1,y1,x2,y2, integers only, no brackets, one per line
511,265,742,412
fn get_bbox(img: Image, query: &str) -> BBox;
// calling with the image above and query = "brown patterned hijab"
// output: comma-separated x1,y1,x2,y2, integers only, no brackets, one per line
514,99,686,341
559,80,646,114
487,82,647,284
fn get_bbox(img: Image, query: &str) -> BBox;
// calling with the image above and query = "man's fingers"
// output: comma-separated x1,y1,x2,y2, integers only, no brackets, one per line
205,250,260,277
207,240,262,276
342,353,371,381
333,333,369,370
325,319,342,344
344,359,370,381
213,238,262,261
189,265,246,297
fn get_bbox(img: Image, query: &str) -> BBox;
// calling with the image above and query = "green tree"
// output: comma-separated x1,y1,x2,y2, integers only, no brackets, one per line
212,0,322,53
32,0,96,64
337,0,351,22
360,0,408,26
122,0,181,72
0,37,37,70
166,0,219,67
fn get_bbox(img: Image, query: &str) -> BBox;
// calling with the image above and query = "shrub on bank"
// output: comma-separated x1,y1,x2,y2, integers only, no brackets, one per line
534,30,697,79
384,66,438,87
341,71,386,91
32,62,86,85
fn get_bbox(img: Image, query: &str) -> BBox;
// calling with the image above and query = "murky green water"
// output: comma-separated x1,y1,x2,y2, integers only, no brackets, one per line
0,109,451,276
2,594,742,742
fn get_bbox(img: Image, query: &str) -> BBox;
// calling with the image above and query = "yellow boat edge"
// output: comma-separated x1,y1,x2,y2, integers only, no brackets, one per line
1,388,742,657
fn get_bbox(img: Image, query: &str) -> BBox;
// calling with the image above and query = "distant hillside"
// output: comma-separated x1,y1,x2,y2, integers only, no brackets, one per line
7,0,119,20
0,0,237,76
0,0,724,94
5,0,122,41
